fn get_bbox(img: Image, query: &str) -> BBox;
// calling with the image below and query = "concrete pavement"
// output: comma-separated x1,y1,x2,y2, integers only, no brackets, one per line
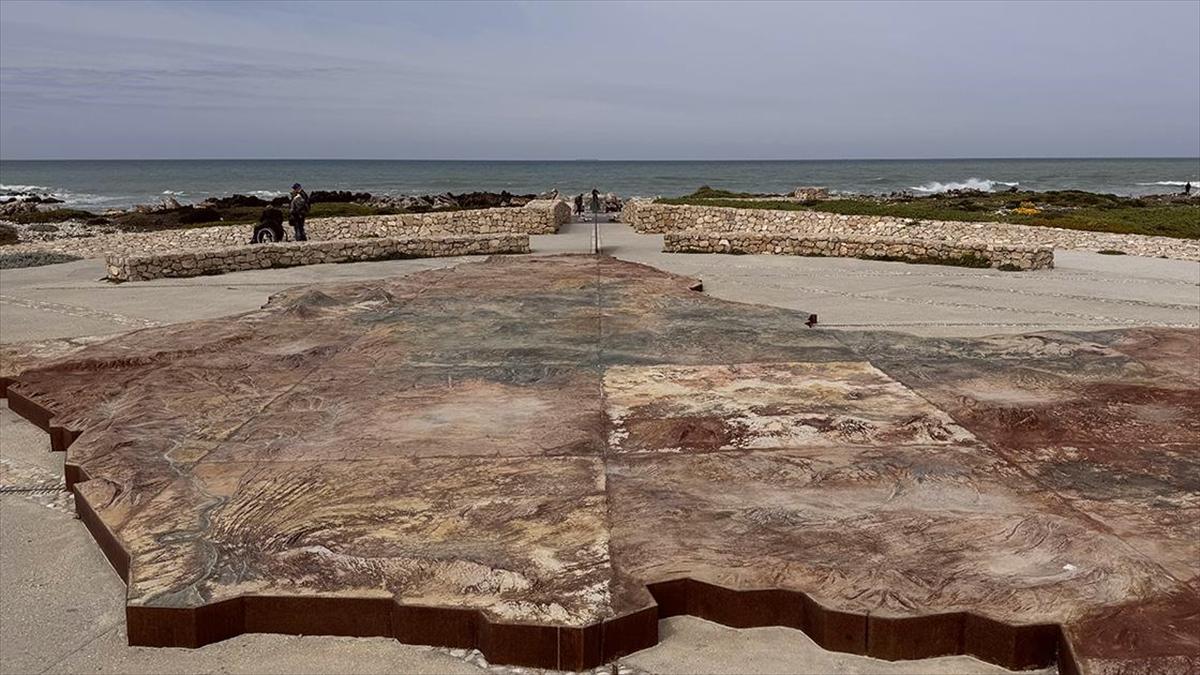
2,220,1196,345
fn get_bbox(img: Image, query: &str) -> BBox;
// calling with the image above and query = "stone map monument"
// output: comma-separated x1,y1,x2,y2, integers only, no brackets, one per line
3,255,1197,672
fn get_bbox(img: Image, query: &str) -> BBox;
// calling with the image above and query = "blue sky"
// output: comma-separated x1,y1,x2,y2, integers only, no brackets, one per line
1,0,1197,159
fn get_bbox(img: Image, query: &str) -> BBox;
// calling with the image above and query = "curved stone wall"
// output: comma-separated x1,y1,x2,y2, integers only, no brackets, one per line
106,234,529,282
663,232,1053,271
5,200,569,261
624,200,1199,261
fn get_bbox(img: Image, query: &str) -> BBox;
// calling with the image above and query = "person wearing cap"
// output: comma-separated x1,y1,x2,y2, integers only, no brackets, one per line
289,183,310,241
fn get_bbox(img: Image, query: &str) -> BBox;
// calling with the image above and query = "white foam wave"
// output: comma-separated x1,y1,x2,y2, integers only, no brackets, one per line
249,190,285,198
161,189,186,196
0,183,52,194
909,178,1019,193
0,183,130,207
1136,180,1195,186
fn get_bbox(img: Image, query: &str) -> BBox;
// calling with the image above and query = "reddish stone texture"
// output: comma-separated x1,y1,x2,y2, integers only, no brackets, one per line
4,255,1197,672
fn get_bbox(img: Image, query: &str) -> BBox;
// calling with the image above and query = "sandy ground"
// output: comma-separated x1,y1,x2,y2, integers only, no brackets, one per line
1,218,1195,674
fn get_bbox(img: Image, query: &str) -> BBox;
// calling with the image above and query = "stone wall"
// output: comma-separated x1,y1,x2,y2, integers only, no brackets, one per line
624,200,1200,261
5,199,569,261
106,234,529,282
664,232,1053,271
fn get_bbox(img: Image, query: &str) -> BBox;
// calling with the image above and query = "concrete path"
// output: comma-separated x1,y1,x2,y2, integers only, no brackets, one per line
2,220,1196,345
1,219,1194,674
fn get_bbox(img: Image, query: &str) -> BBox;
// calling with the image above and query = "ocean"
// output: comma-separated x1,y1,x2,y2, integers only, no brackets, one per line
1,158,1197,210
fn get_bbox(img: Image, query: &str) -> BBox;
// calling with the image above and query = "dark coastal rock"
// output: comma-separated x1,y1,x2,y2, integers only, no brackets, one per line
451,191,537,209
0,192,63,205
175,206,222,225
200,194,270,209
309,190,373,203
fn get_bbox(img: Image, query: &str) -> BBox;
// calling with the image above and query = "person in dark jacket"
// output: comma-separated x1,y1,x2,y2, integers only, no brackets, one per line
574,193,584,216
289,183,310,241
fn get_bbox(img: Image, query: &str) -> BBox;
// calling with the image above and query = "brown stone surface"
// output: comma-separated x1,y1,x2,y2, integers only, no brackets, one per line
4,254,1197,673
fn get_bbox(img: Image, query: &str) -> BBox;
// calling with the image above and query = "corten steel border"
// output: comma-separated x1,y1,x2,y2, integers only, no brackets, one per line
3,383,1086,672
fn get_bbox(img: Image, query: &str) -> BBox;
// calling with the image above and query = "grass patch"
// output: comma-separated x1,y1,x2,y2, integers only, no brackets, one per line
686,185,776,200
659,188,1200,239
0,251,84,269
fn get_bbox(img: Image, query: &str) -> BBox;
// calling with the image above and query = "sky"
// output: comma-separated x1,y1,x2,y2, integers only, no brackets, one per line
0,0,1198,160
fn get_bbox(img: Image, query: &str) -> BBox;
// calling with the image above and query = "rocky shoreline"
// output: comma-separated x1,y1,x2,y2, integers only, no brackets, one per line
0,187,623,248
2,184,1196,267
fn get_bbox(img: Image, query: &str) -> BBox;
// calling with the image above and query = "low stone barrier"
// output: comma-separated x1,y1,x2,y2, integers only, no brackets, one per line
106,234,529,282
624,200,1199,261
5,199,569,261
313,199,571,239
663,232,1054,271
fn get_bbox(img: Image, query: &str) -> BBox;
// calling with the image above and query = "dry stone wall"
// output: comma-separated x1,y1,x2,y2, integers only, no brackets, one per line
624,200,1200,261
106,234,529,282
664,232,1053,271
5,200,569,261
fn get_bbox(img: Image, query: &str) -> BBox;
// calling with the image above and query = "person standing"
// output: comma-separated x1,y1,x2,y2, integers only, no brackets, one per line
574,193,584,216
289,183,310,241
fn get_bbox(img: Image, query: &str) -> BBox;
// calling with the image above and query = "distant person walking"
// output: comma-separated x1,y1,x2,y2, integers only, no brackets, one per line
574,193,584,216
289,183,310,241
1185,182,1192,196
590,188,600,214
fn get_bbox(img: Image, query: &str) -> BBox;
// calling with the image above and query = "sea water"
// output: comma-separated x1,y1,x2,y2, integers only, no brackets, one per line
2,158,1197,209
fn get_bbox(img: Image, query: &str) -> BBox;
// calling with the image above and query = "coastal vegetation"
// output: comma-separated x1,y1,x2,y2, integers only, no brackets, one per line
659,188,1200,239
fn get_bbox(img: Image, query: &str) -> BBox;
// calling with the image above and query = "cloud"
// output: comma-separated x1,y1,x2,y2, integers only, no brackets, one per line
1,0,1197,159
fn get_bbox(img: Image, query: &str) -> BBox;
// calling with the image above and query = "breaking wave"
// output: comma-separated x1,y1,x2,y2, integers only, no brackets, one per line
249,190,285,198
0,182,124,206
909,178,1019,193
0,183,52,194
1136,180,1195,186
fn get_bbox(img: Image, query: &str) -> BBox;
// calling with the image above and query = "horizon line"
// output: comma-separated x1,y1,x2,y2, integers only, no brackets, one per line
2,156,1199,163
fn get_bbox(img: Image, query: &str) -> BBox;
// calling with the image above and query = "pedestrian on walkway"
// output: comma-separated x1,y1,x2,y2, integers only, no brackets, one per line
289,183,310,241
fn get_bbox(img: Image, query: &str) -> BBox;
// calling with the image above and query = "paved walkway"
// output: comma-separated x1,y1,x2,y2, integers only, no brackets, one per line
1,220,1195,674
2,220,1196,345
